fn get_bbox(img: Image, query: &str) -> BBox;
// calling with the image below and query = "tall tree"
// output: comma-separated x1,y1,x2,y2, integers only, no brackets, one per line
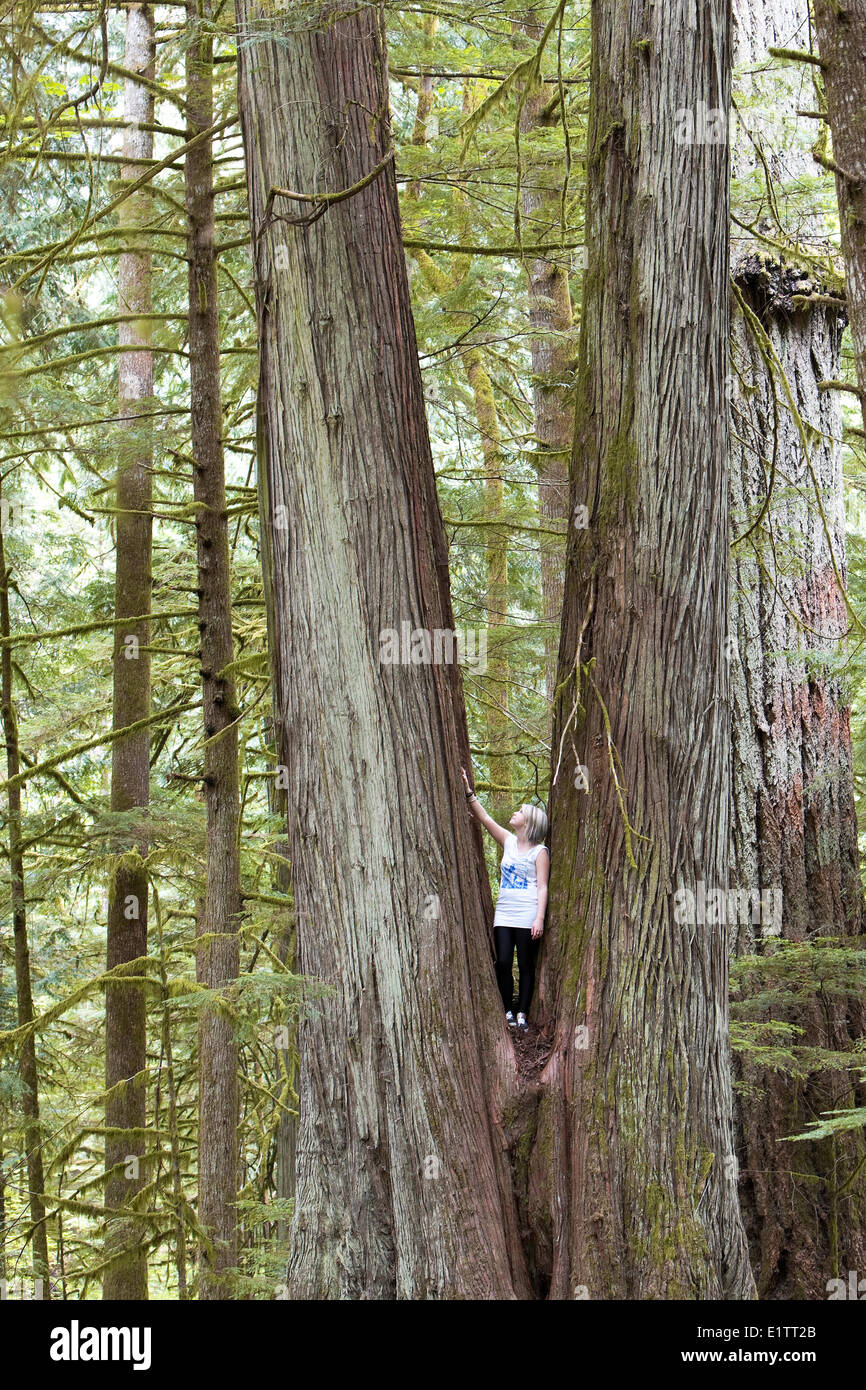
236,0,530,1298
408,12,437,202
186,0,242,1298
517,9,576,704
412,242,514,830
729,0,866,1298
103,0,155,1302
458,86,513,831
464,340,513,830
535,0,755,1297
0,486,50,1295
410,76,514,830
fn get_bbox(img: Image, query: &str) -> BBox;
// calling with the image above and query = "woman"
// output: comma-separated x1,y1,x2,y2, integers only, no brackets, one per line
461,767,549,1031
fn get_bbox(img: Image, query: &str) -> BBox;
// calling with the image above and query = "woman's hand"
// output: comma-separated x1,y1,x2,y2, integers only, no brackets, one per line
460,772,508,846
531,920,544,940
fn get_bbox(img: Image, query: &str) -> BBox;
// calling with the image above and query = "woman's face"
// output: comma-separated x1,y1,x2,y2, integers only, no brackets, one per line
509,808,526,832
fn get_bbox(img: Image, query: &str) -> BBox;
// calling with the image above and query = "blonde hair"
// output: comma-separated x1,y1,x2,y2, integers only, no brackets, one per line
521,803,549,846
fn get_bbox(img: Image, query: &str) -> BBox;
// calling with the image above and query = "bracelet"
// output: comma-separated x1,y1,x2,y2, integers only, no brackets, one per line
466,792,477,802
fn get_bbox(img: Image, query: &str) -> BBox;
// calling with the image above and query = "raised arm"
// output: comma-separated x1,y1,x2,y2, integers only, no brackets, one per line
461,767,508,848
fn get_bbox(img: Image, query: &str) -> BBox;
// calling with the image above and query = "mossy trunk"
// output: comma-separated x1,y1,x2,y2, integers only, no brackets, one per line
186,0,242,1299
731,262,866,1295
536,0,754,1298
103,1,154,1303
729,0,866,1299
0,486,50,1296
237,0,530,1299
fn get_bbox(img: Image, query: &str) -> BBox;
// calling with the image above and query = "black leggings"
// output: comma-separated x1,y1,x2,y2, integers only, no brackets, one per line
494,926,539,1015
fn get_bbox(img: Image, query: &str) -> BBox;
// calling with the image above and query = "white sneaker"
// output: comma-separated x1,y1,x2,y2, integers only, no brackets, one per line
505,1011,516,1027
517,1012,528,1032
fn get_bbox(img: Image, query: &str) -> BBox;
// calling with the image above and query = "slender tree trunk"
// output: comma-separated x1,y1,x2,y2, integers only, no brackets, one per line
535,0,754,1298
408,13,437,201
103,1,154,1302
814,0,866,427
162,985,189,1299
517,10,575,705
458,87,512,830
154,906,188,1298
0,490,50,1296
729,0,866,1298
237,0,530,1299
411,241,514,829
463,346,512,829
186,0,242,1299
411,75,513,829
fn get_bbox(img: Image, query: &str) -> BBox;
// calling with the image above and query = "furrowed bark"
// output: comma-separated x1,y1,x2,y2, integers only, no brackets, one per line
237,0,529,1299
730,271,866,1295
0,487,51,1296
729,0,866,1299
272,834,296,1237
186,0,242,1299
258,419,298,1235
536,0,755,1298
103,1,154,1302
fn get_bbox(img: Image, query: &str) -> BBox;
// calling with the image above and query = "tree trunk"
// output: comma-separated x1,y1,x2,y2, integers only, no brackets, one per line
408,13,437,202
463,345,512,829
155,917,188,1298
0,487,50,1296
409,73,513,831
410,241,514,830
535,0,755,1298
457,86,512,830
729,0,866,1298
186,0,242,1299
517,10,575,705
237,0,530,1299
814,0,866,426
103,1,154,1302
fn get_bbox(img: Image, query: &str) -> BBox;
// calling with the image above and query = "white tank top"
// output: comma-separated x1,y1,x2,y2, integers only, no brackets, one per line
493,834,547,929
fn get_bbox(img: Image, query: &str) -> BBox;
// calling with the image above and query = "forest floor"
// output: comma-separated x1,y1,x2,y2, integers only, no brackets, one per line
512,1023,552,1084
